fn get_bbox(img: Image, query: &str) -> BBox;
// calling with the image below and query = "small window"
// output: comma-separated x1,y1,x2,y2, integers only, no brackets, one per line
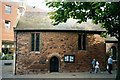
78,34,81,50
78,34,86,50
31,33,40,51
5,20,10,29
5,5,11,14
31,33,35,51
83,34,86,50
64,55,75,63
36,33,40,51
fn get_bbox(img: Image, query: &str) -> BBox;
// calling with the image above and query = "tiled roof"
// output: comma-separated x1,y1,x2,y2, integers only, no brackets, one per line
16,11,106,32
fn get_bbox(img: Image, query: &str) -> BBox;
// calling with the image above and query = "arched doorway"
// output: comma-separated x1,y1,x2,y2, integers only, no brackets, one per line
50,56,59,72
110,46,117,60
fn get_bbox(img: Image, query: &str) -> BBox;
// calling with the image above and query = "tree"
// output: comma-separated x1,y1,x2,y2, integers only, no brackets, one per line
46,1,120,80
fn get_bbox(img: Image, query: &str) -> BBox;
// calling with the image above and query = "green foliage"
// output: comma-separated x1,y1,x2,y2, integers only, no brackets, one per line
46,2,120,79
46,2,120,39
1,54,13,60
101,32,107,38
0,52,2,59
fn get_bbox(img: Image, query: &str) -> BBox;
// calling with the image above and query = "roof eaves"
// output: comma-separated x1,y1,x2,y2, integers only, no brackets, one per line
15,27,106,32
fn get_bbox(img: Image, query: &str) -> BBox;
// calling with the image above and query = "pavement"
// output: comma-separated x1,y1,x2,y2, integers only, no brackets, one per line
0,60,117,80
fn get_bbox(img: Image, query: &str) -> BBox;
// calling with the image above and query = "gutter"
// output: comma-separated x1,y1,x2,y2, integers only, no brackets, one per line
14,28,106,35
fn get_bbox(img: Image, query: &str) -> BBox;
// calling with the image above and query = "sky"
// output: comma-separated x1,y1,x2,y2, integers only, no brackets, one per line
0,0,51,11
26,0,51,11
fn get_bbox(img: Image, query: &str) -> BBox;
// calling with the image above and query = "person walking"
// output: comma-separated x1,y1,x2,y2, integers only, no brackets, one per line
107,56,113,74
90,59,96,73
95,60,100,73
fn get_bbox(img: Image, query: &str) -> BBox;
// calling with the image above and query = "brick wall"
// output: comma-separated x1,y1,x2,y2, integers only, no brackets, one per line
0,2,18,52
15,31,106,74
2,2,17,41
0,2,2,52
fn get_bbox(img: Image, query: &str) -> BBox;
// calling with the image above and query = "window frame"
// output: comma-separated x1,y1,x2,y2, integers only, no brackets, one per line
31,33,40,52
5,20,11,29
78,34,86,50
5,5,11,14
64,55,75,63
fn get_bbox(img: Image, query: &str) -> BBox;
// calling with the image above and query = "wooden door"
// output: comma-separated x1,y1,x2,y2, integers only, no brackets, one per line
50,56,59,72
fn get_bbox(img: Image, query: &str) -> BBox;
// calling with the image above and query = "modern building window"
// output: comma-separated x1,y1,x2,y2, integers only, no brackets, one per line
5,5,11,14
5,20,10,29
64,55,75,63
31,33,40,51
78,34,86,50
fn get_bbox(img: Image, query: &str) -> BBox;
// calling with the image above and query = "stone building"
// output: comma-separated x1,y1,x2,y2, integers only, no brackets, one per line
14,11,107,74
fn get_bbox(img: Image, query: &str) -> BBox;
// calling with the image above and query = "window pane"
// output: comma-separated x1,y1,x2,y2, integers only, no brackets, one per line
36,33,40,51
5,6,11,14
2,48,8,54
78,34,81,50
5,20,10,29
83,34,86,50
31,33,34,51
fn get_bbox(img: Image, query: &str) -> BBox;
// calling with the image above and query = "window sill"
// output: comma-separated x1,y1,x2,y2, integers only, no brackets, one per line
5,13,11,14
78,50,86,51
78,50,87,52
30,51,40,54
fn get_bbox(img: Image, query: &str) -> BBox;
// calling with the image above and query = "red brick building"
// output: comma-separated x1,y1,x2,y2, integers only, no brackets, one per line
0,2,20,54
14,10,108,74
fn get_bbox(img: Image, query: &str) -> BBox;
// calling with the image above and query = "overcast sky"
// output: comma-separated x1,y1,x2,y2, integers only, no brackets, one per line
0,0,51,11
26,0,50,11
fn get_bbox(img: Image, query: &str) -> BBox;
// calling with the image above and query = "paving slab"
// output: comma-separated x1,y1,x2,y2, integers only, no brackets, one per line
1,60,116,80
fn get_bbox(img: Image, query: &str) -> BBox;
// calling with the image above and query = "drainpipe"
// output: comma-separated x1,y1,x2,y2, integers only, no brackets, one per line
13,31,18,75
13,48,16,75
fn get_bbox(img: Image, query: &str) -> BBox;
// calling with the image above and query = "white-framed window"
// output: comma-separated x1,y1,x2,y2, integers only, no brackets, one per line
5,5,11,14
5,20,11,29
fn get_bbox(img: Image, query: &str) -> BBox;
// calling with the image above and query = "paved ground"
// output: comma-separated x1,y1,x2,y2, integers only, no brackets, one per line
0,60,116,80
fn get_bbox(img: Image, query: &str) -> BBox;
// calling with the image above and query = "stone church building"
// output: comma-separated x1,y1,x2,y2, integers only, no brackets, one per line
14,11,107,74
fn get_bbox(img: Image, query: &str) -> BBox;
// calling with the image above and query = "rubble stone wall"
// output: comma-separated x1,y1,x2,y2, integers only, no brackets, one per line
15,32,106,74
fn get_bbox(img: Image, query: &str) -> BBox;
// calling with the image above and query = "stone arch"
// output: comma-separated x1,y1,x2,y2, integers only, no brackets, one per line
49,56,59,72
47,53,61,72
110,46,117,60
